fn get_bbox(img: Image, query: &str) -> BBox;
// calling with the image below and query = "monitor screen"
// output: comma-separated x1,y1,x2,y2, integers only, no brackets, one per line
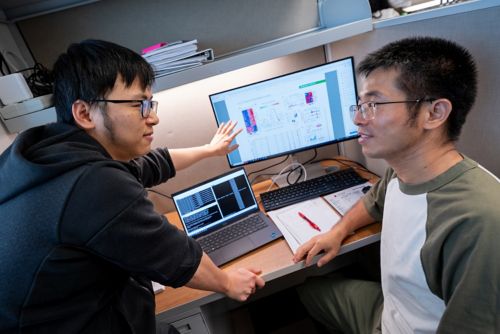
209,57,359,167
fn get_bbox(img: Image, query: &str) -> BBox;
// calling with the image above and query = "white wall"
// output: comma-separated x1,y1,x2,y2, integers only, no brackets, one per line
149,47,335,213
328,6,500,177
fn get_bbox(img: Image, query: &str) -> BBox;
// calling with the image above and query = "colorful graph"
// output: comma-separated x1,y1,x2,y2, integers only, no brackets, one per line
242,108,258,134
305,91,314,104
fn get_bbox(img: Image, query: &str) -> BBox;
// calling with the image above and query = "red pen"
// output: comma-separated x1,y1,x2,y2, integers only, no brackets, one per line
298,212,321,232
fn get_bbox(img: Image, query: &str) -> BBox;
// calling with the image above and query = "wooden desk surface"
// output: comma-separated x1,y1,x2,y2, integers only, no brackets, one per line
155,161,381,315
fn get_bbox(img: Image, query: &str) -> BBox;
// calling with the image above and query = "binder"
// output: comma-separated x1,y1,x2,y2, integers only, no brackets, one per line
142,39,214,78
142,39,198,59
152,49,214,78
152,48,214,67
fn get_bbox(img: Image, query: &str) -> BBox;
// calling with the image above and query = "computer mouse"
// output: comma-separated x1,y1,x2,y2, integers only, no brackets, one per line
325,166,339,173
362,185,372,194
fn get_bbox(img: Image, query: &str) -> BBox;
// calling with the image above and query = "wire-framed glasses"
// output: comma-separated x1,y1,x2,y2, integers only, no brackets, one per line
92,99,158,118
349,99,432,121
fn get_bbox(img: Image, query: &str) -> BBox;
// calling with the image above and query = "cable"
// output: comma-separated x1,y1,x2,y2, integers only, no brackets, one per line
19,62,53,97
286,166,304,185
248,150,319,186
285,149,318,185
248,155,290,184
304,149,319,165
250,172,280,185
147,188,172,200
265,162,307,193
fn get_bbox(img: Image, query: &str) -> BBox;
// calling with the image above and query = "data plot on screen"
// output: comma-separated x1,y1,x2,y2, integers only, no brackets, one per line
210,57,358,167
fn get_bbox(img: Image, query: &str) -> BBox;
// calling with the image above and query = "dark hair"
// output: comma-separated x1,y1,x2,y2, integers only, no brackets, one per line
357,36,477,141
52,39,154,124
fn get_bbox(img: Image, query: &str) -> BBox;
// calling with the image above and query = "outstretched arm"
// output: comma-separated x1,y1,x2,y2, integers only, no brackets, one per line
186,253,265,301
293,200,375,267
169,121,242,171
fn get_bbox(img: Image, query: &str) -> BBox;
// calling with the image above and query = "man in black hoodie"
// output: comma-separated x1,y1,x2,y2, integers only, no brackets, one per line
0,39,264,334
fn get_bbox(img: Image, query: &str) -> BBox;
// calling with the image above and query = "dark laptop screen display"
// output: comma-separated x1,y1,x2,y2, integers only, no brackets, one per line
173,169,258,237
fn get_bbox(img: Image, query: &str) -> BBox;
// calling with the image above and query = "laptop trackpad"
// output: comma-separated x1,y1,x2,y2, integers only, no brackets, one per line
209,237,255,266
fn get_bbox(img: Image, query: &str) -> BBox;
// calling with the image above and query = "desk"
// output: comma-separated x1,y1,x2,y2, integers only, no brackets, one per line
155,161,381,334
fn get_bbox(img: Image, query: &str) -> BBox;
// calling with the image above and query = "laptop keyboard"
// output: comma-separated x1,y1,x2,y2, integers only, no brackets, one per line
198,215,268,253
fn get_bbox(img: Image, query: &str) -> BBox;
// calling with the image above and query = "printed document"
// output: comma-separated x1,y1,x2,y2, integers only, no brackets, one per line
323,181,371,216
267,197,341,253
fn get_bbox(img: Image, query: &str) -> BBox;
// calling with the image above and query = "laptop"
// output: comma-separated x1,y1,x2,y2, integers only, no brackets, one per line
172,168,282,266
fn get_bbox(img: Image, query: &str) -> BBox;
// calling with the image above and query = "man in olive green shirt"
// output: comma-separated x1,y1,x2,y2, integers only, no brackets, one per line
294,36,500,333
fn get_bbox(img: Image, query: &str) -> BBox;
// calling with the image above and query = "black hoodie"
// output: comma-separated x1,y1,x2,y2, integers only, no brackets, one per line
0,123,202,333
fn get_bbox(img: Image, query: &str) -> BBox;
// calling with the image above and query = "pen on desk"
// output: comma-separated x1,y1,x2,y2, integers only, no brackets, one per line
298,212,321,232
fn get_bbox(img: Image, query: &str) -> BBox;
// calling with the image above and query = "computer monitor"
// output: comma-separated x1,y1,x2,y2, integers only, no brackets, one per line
209,57,359,168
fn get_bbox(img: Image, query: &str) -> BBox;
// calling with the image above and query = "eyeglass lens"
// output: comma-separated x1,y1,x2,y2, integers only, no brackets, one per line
350,102,375,121
141,100,158,118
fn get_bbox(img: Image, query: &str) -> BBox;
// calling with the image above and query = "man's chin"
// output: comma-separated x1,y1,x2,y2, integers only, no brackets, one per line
361,147,382,160
130,148,152,160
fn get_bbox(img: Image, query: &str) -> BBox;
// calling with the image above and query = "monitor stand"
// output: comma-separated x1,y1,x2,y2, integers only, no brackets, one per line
272,159,338,188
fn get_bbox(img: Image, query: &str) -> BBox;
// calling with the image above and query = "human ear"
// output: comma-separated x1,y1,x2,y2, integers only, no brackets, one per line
423,98,452,130
72,100,95,130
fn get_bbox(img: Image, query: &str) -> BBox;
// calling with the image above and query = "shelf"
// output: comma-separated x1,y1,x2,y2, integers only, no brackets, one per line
152,18,373,93
374,0,500,28
0,0,100,22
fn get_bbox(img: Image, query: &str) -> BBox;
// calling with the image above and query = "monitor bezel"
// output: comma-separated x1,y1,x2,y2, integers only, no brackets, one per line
209,56,359,168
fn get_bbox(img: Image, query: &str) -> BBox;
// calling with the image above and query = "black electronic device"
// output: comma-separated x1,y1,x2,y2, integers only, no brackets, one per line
209,57,359,168
260,167,367,211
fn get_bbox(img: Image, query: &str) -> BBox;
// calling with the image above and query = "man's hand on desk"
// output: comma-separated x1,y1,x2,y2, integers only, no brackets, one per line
292,225,346,267
186,253,265,302
293,200,375,267
225,267,265,302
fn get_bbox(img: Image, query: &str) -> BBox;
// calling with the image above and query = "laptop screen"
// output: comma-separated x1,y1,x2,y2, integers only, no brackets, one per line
172,168,258,237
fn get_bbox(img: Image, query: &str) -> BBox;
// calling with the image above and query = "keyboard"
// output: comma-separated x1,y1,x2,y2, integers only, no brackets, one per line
198,215,268,253
260,167,367,211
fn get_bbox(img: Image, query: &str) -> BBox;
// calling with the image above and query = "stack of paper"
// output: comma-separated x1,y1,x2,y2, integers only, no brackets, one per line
322,182,371,216
267,198,341,253
142,39,214,78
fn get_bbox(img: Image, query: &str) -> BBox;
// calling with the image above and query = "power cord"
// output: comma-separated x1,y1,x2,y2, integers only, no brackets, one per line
147,188,172,200
0,52,53,97
18,62,53,97
265,162,308,193
285,149,318,185
248,155,290,184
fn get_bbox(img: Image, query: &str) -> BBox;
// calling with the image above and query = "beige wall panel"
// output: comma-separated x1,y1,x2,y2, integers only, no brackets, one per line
328,7,500,177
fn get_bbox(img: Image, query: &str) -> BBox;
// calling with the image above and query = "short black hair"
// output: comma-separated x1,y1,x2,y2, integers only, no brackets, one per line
52,39,154,124
357,36,477,141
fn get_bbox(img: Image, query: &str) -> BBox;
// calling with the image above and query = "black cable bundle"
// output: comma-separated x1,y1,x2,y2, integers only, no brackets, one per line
21,63,53,97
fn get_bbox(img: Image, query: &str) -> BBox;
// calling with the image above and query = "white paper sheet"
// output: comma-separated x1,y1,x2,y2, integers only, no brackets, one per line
322,182,372,216
267,197,341,253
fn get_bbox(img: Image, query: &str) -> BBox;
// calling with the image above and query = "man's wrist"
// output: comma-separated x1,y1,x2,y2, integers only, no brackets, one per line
220,271,231,295
335,220,353,239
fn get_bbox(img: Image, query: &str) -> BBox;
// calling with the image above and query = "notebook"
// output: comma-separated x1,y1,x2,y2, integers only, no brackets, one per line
172,168,282,266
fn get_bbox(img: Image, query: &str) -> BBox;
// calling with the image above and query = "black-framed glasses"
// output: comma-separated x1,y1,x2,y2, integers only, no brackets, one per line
92,99,158,118
349,99,433,121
